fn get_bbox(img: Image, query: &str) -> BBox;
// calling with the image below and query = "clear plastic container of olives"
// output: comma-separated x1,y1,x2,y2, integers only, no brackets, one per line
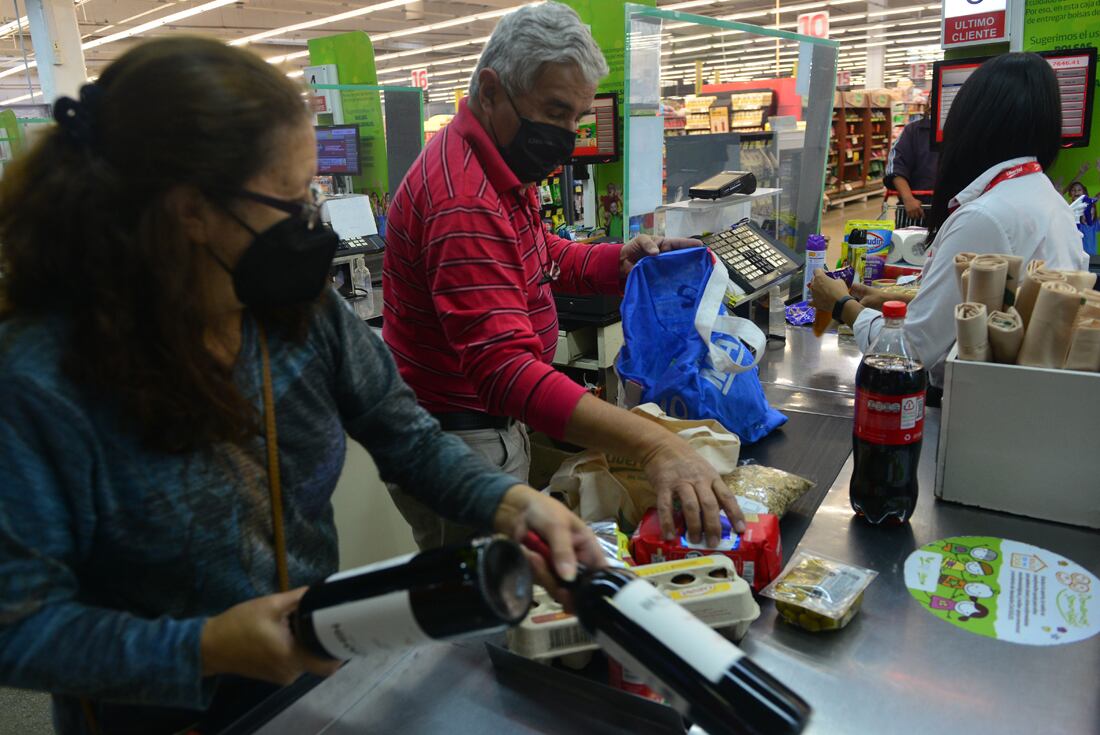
760,551,878,632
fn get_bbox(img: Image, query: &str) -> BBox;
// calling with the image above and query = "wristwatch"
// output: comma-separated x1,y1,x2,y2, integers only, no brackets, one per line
832,295,856,322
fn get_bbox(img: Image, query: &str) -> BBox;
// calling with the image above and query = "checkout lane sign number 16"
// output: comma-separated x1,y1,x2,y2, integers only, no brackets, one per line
411,68,429,91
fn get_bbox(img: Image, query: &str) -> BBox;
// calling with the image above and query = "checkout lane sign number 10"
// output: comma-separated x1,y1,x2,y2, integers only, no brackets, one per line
797,11,829,39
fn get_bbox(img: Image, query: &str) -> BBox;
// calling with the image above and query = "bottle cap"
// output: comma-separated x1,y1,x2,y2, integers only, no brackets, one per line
806,234,827,250
883,300,907,318
848,229,867,245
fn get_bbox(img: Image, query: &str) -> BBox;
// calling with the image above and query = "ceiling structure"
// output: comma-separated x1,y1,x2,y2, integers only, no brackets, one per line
0,0,945,106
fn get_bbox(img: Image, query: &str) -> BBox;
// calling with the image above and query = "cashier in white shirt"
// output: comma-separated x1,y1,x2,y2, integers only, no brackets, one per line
812,52,1089,386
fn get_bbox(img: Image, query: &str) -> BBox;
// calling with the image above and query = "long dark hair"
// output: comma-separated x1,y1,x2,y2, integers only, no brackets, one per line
929,52,1062,235
0,37,312,452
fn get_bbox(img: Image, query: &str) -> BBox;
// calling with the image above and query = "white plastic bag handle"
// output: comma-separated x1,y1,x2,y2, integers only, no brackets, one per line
694,252,765,375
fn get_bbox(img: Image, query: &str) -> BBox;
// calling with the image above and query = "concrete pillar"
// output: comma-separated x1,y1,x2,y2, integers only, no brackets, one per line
25,0,87,101
864,0,885,88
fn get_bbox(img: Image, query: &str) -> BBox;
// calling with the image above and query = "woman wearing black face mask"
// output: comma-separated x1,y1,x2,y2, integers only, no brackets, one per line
0,37,604,735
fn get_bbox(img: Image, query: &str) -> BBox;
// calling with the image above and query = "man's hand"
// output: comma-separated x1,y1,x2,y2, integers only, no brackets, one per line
620,235,703,277
641,433,746,548
901,194,924,220
201,589,343,683
810,269,851,316
493,485,606,609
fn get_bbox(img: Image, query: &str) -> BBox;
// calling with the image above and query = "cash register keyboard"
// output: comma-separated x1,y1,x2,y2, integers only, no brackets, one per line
336,234,386,253
699,221,800,293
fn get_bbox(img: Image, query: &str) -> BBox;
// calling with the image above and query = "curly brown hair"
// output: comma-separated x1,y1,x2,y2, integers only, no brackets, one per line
0,37,314,452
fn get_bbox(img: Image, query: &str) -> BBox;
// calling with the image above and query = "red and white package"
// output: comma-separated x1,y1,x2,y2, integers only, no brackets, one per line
630,508,783,592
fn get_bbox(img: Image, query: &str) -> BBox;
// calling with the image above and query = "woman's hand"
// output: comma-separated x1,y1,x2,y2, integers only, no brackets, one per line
620,235,703,277
200,589,342,685
810,269,851,316
493,485,606,609
851,282,891,309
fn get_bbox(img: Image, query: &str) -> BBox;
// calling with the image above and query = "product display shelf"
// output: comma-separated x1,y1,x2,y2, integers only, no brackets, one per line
826,97,894,205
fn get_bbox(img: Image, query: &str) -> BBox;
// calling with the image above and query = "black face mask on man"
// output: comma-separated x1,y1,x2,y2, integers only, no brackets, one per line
494,89,576,184
212,189,339,309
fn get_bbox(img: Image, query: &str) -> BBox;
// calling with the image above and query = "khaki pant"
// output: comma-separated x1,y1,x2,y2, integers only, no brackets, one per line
387,422,531,550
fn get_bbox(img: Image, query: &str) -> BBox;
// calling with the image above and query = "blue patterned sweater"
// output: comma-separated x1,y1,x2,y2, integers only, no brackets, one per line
0,291,516,732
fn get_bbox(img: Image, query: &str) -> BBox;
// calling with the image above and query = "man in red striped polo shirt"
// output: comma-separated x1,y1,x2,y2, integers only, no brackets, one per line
384,3,744,553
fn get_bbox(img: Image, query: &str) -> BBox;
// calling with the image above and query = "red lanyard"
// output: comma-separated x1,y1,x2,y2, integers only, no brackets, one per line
948,162,1043,214
981,161,1043,195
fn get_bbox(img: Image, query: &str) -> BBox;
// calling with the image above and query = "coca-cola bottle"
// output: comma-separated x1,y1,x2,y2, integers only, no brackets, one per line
851,300,927,524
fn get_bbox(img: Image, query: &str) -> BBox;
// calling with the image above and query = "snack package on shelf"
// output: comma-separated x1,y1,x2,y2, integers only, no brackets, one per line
723,464,815,518
506,555,759,660
760,551,878,632
631,508,782,592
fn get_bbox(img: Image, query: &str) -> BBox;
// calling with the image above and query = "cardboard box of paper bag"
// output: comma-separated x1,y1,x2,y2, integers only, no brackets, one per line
935,345,1100,529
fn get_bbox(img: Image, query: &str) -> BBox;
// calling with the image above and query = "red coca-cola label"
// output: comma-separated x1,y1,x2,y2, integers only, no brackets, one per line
854,388,925,445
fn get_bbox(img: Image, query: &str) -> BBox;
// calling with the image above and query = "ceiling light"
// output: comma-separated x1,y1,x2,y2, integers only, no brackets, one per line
84,0,239,50
231,0,417,47
375,35,491,63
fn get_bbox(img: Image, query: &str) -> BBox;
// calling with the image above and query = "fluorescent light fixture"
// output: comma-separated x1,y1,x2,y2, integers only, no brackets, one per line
375,35,491,63
868,3,941,17
0,90,36,104
286,70,304,78
0,0,90,40
662,0,717,9
84,0,239,50
231,0,417,47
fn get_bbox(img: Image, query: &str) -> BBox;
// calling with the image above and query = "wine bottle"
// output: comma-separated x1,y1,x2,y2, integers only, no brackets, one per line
523,533,810,735
291,536,533,660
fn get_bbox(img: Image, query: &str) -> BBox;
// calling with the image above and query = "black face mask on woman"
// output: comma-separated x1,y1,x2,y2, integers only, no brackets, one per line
213,188,339,308
495,90,577,184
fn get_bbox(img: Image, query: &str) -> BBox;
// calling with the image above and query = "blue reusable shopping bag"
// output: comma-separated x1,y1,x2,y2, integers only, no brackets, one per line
616,247,787,443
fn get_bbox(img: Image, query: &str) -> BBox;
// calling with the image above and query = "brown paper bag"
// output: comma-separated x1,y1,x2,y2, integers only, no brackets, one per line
548,403,741,526
1017,281,1082,368
954,252,977,300
1001,255,1024,307
955,303,991,361
1064,318,1100,372
987,307,1024,364
1057,270,1098,292
966,254,1009,314
1079,290,1100,321
1016,263,1068,329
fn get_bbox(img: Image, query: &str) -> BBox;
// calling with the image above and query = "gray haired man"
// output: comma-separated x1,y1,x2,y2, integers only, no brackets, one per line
383,3,745,552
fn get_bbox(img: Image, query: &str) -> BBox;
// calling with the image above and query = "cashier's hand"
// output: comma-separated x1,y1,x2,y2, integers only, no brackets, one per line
619,235,703,277
201,589,343,684
494,485,606,609
810,269,850,316
643,433,747,548
850,282,890,310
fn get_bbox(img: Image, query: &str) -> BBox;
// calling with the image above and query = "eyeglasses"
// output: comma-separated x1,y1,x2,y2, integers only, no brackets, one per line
234,183,326,230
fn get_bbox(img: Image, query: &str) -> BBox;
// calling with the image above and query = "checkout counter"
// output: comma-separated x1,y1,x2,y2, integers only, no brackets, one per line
218,326,1099,735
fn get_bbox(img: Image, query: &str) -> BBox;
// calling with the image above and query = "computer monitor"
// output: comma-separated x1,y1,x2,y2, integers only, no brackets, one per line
930,49,1098,149
929,55,989,147
316,125,361,176
570,93,618,164
1039,47,1097,148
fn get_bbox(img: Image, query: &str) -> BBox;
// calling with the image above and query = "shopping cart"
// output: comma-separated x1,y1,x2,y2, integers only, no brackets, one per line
881,189,933,229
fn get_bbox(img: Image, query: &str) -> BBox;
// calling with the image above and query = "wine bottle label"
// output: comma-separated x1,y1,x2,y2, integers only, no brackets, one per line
609,579,744,683
312,589,430,658
325,552,416,583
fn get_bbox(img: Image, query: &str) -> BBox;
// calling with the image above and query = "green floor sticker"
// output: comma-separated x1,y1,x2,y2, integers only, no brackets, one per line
904,536,1098,646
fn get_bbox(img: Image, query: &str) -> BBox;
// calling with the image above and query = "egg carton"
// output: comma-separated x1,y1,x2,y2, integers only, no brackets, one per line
506,555,761,661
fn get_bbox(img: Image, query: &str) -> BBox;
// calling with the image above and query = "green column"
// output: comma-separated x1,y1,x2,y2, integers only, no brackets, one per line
308,32,389,199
